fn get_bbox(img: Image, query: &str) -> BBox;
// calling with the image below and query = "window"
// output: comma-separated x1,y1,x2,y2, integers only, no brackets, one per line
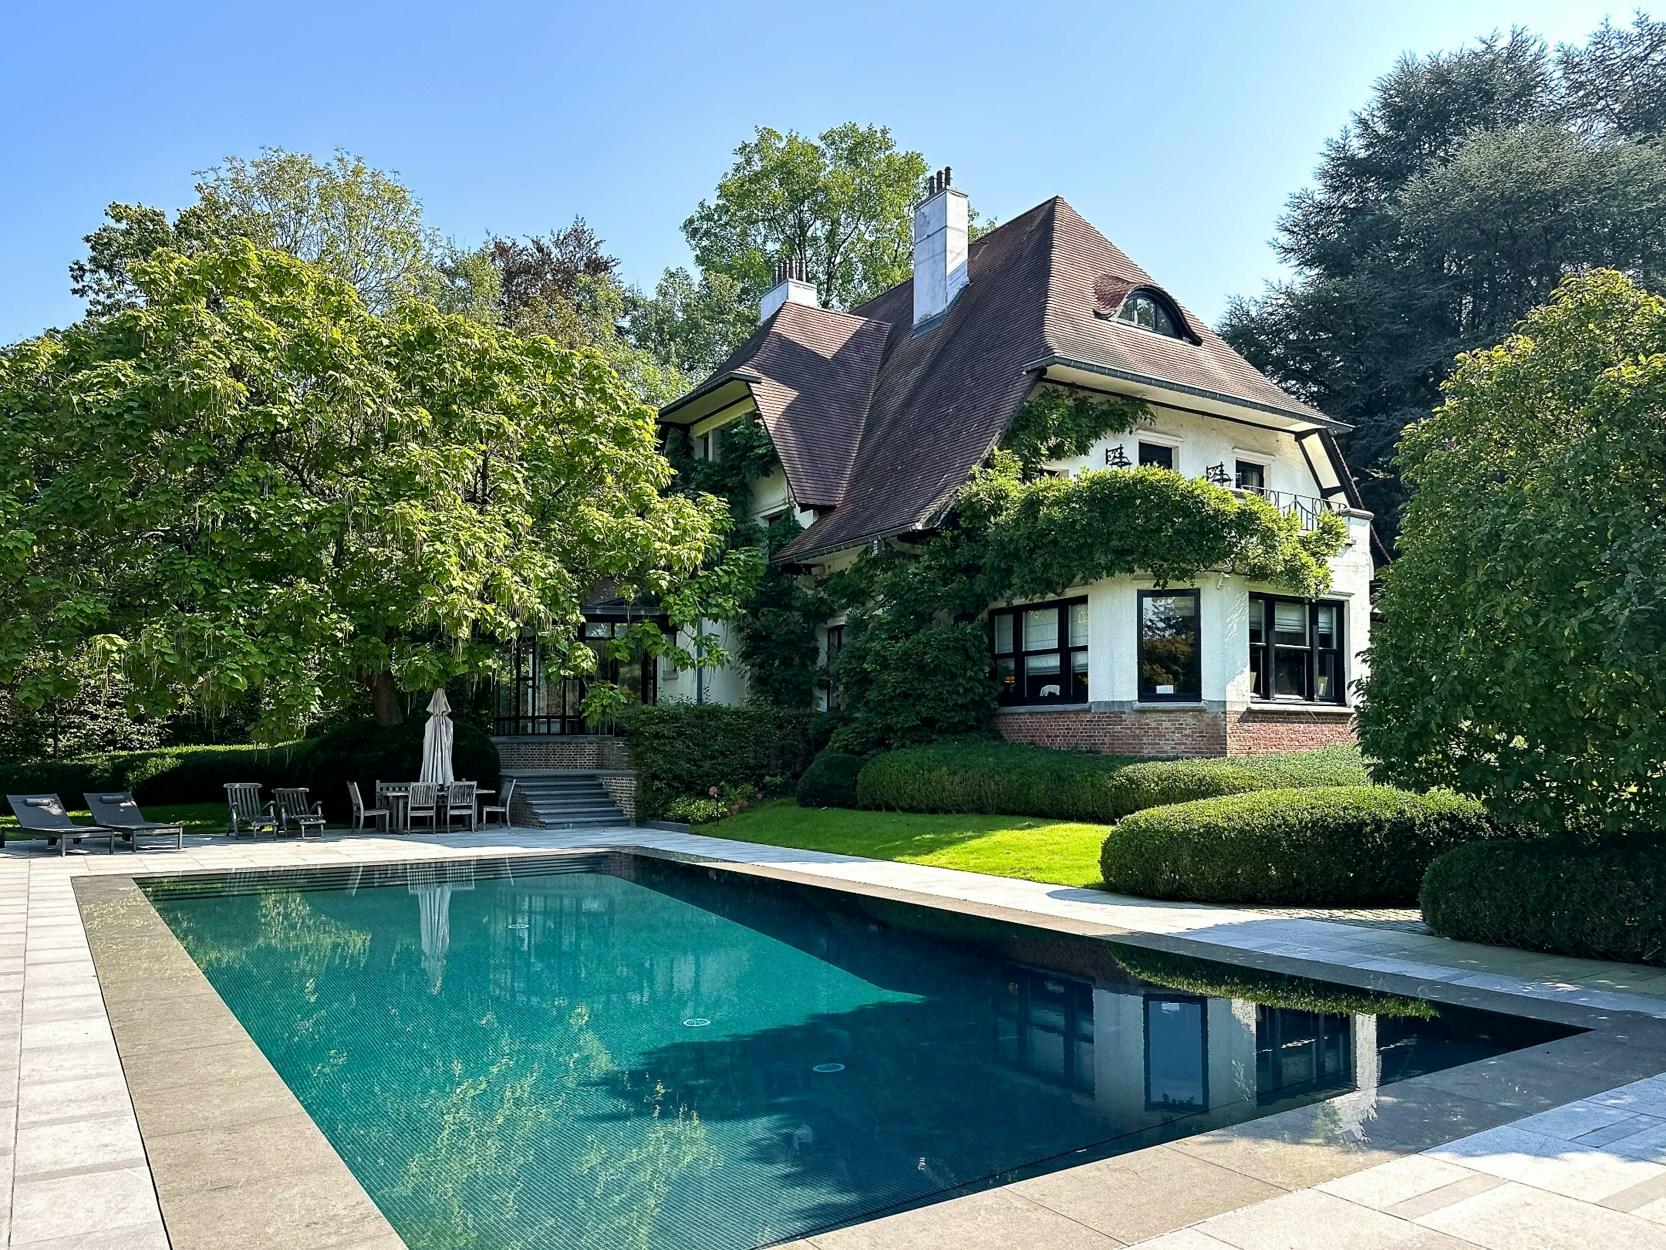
1144,995,1208,1110
1117,292,1181,338
1248,595,1345,703
1138,590,1201,701
825,625,844,710
1138,441,1175,471
1235,460,1266,493
699,428,721,461
990,598,1089,706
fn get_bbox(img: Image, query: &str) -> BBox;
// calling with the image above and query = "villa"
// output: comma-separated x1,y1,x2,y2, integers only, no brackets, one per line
499,171,1379,760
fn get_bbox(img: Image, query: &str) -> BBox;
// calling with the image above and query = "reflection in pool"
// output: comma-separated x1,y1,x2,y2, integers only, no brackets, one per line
145,855,1573,1250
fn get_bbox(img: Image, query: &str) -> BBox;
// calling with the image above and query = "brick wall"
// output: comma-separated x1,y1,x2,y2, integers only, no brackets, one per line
994,707,1227,758
599,773,637,823
1225,708,1356,756
492,736,631,771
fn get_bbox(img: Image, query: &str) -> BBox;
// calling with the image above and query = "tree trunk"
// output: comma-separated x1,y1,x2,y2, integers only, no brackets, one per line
371,671,404,726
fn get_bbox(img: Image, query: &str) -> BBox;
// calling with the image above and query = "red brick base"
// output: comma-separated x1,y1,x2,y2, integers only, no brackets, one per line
492,736,631,771
1225,708,1356,756
994,708,1227,758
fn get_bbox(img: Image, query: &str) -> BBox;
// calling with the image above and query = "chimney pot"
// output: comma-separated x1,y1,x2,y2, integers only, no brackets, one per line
759,253,819,323
912,167,969,326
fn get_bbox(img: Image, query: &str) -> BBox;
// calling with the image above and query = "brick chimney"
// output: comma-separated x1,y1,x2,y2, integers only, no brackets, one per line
759,256,817,323
913,167,969,326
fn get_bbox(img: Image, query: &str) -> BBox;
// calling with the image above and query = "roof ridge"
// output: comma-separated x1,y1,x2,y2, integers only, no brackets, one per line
783,301,890,328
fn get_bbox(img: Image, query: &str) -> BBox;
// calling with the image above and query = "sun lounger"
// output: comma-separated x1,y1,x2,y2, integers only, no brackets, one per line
6,794,123,855
83,792,185,850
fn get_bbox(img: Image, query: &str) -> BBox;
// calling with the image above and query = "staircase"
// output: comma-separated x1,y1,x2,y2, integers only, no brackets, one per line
507,771,629,829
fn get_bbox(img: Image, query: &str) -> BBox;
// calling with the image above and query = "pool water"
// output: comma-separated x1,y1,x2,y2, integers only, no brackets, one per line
146,855,1573,1250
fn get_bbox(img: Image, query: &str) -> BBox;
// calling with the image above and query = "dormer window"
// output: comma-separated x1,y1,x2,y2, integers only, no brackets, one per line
1116,291,1182,338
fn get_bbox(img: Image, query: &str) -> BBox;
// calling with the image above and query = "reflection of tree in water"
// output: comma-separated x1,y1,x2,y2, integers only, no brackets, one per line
157,883,721,1250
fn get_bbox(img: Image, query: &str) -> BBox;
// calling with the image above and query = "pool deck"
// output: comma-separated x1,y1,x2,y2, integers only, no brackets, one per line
1,824,1663,1249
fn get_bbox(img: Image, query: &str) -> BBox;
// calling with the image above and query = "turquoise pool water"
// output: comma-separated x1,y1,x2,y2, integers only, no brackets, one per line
147,855,1573,1250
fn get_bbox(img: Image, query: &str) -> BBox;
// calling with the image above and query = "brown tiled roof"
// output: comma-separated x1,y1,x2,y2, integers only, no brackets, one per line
663,301,889,510
665,195,1341,564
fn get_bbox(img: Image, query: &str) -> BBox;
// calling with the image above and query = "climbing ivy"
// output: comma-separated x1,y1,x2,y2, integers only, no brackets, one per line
1002,386,1145,476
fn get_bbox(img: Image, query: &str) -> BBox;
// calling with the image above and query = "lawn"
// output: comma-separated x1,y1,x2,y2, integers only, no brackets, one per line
0,802,227,842
706,799,1106,888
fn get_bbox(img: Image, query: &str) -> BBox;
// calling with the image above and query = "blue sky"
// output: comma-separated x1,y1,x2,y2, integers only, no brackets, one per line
0,0,1631,343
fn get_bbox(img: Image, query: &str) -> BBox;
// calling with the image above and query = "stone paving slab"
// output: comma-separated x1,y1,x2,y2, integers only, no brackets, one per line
0,823,1661,1249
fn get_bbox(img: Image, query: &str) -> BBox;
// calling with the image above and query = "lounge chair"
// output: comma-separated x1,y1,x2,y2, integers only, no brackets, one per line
83,792,185,850
272,788,327,839
224,783,279,838
479,777,516,828
6,795,122,855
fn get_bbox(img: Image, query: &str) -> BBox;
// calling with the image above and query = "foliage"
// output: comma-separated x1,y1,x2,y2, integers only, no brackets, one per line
1001,387,1145,477
832,431,1347,750
0,739,318,809
795,750,865,808
71,147,472,315
616,703,825,819
663,783,757,825
0,244,754,739
1111,945,1438,1019
1358,270,1666,841
0,653,163,761
852,739,1368,822
1220,17,1666,538
1421,840,1666,966
708,798,1111,889
295,717,499,821
1099,786,1502,906
623,267,756,377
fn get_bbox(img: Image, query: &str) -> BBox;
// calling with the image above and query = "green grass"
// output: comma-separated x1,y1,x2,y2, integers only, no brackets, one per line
707,799,1108,888
0,802,227,841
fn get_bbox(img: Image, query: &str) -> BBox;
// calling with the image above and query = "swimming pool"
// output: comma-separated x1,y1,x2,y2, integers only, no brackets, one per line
144,853,1574,1250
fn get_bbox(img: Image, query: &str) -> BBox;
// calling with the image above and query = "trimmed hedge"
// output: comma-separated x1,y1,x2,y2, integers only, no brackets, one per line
297,718,499,821
617,703,828,820
1100,786,1498,905
854,739,1370,823
0,741,319,809
796,750,865,809
1113,945,1437,1018
1422,841,1666,966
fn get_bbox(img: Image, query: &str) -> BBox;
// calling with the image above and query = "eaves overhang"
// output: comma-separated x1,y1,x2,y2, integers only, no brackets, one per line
657,372,761,428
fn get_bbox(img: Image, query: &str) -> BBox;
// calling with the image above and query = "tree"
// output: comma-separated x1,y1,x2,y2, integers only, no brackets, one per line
69,148,491,317
623,267,755,377
0,244,758,739
1358,270,1666,841
1220,17,1666,540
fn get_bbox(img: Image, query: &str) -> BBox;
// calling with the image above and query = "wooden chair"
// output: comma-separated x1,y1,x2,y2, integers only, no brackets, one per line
272,788,326,839
405,783,440,833
347,781,388,831
479,778,516,828
224,783,278,838
445,781,477,832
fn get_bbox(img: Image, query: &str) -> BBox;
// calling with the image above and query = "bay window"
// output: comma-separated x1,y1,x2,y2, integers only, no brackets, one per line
1248,595,1345,703
1138,590,1201,701
990,598,1088,705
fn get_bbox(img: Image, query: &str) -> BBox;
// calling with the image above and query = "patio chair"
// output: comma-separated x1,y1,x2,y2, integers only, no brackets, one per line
445,781,477,832
224,783,279,838
479,777,516,828
83,792,184,850
347,781,388,832
405,782,441,833
272,788,327,839
6,795,122,855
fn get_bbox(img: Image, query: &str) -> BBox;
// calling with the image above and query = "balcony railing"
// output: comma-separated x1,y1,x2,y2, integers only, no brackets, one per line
1238,486,1347,531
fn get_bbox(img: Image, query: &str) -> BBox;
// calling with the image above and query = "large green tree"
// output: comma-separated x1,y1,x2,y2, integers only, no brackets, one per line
70,147,491,318
1358,270,1666,841
0,244,757,739
1220,17,1666,539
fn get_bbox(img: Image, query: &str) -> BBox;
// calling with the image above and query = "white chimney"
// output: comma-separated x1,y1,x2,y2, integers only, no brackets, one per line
913,167,969,326
759,256,817,323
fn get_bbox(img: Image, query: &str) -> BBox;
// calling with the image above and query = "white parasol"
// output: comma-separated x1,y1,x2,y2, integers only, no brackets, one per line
418,688,455,785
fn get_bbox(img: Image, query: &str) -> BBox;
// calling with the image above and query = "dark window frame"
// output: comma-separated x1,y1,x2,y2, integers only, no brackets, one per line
990,596,1089,707
1248,593,1346,705
825,624,845,711
1138,440,1176,470
1143,993,1210,1111
1234,459,1267,492
1137,588,1202,703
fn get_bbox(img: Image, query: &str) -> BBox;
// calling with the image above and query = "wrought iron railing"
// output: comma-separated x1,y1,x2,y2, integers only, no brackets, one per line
1240,485,1346,531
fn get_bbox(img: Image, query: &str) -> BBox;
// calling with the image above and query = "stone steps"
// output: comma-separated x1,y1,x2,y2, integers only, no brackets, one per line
504,771,628,829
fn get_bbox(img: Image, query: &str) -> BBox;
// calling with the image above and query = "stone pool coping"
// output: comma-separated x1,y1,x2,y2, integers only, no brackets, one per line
23,826,1666,1248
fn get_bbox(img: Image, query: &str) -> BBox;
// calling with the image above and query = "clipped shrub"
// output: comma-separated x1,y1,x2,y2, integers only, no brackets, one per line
297,718,499,821
664,796,729,825
1100,786,1499,905
617,703,825,820
796,751,865,809
1113,945,1436,1018
0,741,319,810
1422,841,1666,966
854,739,1369,823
